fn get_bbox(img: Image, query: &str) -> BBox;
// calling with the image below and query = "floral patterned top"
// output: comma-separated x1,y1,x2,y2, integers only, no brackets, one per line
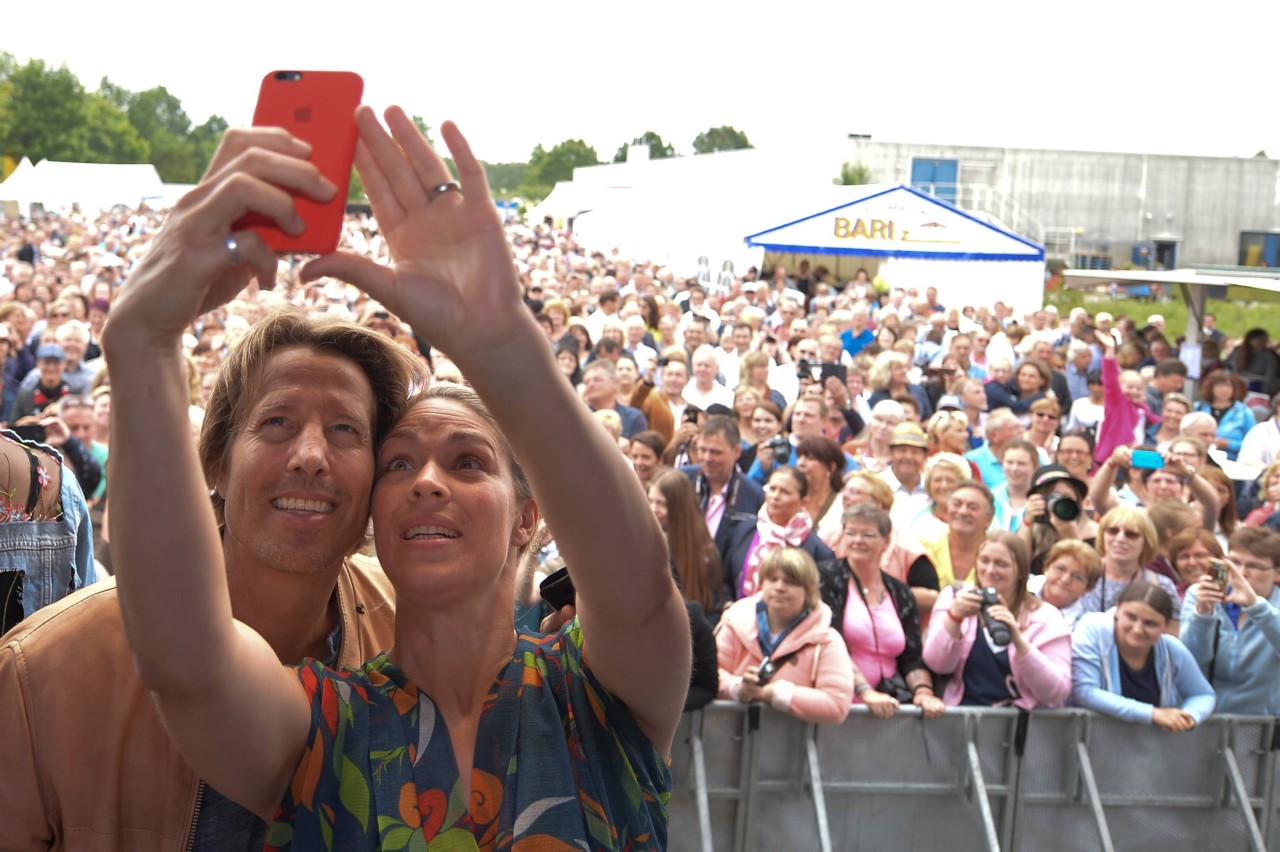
264,620,671,851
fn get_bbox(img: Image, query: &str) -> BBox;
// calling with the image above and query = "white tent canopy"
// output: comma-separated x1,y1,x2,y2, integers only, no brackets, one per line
0,160,166,213
744,184,1047,313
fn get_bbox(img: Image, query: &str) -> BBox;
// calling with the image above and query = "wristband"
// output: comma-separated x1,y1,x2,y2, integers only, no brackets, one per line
855,682,873,696
912,683,935,695
947,609,964,624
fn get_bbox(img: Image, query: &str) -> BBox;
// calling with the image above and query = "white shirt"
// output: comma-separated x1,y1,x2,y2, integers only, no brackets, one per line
683,380,735,412
1238,418,1280,468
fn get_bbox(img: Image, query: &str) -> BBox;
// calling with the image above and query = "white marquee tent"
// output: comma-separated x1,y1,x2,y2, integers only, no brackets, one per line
0,160,168,214
744,184,1047,314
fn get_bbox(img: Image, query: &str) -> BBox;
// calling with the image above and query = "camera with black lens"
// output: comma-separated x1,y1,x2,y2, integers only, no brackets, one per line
656,356,670,368
757,656,781,685
766,435,791,465
796,358,815,380
978,587,1012,647
1036,493,1080,525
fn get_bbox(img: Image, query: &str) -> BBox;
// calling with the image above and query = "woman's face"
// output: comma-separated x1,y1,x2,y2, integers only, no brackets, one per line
889,361,908,385
556,350,578,377
647,484,668,531
1055,437,1092,479
1016,365,1043,393
1211,380,1234,405
1030,408,1059,436
928,467,961,504
842,520,887,566
869,411,901,445
1102,520,1144,565
735,391,759,420
1173,539,1214,585
937,419,969,454
1042,554,1089,609
876,328,896,349
1162,401,1187,431
373,399,534,598
548,309,566,330
761,572,806,625
842,477,881,510
752,407,781,441
1114,601,1167,658
764,472,804,523
1001,449,1037,488
795,454,834,489
630,443,659,483
975,541,1019,603
749,363,769,386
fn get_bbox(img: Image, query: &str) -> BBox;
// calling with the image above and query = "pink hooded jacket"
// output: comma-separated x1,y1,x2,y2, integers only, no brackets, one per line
715,596,854,724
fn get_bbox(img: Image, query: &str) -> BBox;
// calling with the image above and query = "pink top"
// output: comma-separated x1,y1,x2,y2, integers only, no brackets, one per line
923,585,1073,710
1095,355,1157,465
842,588,906,695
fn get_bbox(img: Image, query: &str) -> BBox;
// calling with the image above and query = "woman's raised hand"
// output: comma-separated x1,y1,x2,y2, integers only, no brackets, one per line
107,128,334,351
302,106,524,367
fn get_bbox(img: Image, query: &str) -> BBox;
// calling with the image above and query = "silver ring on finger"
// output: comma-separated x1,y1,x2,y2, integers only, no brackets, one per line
426,180,462,203
225,235,241,266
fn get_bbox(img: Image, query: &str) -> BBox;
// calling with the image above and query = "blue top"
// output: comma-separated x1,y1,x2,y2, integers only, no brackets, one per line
1193,400,1256,459
965,444,1005,489
1070,611,1215,725
1180,585,1280,715
840,328,875,359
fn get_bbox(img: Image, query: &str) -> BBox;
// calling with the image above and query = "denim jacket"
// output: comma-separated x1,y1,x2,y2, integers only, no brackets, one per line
0,430,96,620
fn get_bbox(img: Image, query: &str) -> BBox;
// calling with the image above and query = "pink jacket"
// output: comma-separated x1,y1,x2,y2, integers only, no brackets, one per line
715,596,854,724
1095,355,1157,465
923,585,1073,709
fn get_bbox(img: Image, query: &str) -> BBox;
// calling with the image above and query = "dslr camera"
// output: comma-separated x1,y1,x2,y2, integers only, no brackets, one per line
1036,493,1080,525
978,587,1012,647
765,435,791,465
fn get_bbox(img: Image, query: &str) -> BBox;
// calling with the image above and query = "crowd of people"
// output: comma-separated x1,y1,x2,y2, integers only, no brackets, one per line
2,112,1280,845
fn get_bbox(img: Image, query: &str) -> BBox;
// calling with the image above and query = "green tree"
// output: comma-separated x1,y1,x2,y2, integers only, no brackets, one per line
82,95,150,163
835,161,873,185
190,115,229,178
123,86,200,181
612,131,675,163
691,125,752,154
483,161,527,199
1,59,90,161
521,139,598,199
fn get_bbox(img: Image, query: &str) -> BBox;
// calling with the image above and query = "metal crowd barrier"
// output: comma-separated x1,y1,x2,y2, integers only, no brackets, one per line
667,702,1280,851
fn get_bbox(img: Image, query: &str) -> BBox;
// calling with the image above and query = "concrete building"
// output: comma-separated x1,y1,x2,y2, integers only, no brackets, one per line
847,140,1280,270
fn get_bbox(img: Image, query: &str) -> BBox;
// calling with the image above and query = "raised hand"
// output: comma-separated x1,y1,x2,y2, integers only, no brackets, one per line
302,107,526,369
107,129,334,350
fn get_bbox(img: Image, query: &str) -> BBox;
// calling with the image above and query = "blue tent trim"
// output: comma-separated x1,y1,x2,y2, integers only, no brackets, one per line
744,244,1043,262
743,184,1045,260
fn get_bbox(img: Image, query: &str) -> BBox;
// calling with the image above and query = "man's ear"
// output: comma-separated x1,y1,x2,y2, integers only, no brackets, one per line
511,498,540,548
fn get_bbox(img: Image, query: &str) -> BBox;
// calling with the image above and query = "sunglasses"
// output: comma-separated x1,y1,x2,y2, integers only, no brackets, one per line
1033,412,1060,420
1105,526,1142,540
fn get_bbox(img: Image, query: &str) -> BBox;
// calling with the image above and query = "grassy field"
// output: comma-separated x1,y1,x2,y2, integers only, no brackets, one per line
1044,288,1277,340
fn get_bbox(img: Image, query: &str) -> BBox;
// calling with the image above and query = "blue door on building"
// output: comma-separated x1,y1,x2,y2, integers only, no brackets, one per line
911,158,958,204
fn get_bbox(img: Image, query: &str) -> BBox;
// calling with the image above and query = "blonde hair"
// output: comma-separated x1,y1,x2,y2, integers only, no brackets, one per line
1096,504,1158,565
868,350,909,391
757,547,821,608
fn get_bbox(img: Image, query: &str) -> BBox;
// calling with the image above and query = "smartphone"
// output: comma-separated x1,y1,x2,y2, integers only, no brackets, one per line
234,71,363,254
9,424,47,444
683,406,702,425
1209,558,1229,589
1130,449,1165,470
820,362,848,384
538,566,577,611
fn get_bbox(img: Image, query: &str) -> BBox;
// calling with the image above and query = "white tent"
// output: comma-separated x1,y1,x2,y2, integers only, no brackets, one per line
0,160,165,213
744,184,1047,314
0,157,37,216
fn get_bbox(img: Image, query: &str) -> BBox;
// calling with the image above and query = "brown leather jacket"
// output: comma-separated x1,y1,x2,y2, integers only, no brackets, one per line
0,555,396,850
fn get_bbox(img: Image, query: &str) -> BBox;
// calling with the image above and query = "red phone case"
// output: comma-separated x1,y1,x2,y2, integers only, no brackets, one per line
235,71,363,255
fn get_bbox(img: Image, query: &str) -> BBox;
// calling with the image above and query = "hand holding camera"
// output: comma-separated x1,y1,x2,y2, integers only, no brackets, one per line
977,587,1013,648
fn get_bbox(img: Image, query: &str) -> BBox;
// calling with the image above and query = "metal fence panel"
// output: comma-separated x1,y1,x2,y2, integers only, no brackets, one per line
666,704,1278,852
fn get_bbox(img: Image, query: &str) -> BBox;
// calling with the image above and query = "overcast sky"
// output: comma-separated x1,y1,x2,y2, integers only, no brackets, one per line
9,0,1277,165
